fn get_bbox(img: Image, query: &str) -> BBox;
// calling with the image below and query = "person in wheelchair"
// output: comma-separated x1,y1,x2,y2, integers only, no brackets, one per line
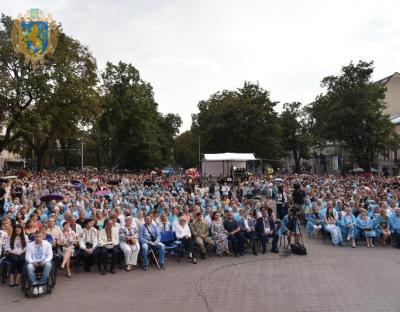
25,231,53,295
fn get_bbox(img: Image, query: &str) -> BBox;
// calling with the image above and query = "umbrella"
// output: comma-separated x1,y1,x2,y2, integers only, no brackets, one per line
40,193,64,202
93,189,110,196
143,179,155,187
273,178,285,183
351,168,364,173
0,176,18,183
71,180,81,185
370,168,379,173
73,183,85,191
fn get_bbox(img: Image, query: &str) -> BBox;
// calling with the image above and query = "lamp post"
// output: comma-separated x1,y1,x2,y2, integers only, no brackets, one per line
80,140,84,171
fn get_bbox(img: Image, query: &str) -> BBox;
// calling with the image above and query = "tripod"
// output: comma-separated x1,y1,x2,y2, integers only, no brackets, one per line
287,213,305,247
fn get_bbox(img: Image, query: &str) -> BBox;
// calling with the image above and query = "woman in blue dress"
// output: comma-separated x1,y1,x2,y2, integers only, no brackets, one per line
324,204,343,246
306,205,322,237
340,205,356,248
356,209,376,248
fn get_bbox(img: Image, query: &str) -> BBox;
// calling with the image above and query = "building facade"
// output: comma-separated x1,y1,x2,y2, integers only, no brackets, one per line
0,126,24,172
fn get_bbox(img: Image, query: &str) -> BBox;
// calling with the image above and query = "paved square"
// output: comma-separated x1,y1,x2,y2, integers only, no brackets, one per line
1,233,400,312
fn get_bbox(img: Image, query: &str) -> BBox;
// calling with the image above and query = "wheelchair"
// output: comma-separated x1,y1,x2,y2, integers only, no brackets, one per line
21,261,56,298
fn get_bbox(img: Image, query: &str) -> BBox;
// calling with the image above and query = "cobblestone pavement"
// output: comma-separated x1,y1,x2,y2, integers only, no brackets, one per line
2,229,400,312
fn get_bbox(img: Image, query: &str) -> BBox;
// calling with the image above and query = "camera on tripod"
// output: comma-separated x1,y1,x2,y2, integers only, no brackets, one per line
290,205,301,216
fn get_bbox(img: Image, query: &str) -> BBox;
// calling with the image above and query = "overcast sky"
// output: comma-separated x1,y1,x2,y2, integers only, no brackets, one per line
2,0,400,131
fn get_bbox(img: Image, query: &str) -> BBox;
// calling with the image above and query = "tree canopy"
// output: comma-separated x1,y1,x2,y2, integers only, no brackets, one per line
94,61,181,170
310,61,400,171
279,102,312,173
192,82,281,162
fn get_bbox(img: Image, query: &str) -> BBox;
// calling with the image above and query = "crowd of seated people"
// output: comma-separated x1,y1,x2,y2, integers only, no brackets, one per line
1,172,400,296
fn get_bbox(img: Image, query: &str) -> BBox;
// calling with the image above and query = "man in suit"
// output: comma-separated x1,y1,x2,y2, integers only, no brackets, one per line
255,207,280,254
238,209,258,255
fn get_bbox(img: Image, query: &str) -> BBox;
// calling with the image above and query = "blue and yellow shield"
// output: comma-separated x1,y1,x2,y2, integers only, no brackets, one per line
11,9,59,69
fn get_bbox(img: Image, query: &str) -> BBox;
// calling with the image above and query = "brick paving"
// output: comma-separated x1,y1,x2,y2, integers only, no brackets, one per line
1,230,400,312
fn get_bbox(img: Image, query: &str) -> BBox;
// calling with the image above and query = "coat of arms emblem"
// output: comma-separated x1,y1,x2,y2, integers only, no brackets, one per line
11,9,59,69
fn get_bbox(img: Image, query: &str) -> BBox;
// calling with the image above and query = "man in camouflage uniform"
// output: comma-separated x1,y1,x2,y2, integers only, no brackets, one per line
190,212,215,259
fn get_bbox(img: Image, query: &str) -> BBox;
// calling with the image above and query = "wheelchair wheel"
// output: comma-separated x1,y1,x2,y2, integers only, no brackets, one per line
51,269,56,286
22,278,30,298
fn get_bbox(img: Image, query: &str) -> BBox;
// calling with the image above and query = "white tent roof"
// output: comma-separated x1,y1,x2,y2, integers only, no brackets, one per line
203,153,256,161
391,115,400,125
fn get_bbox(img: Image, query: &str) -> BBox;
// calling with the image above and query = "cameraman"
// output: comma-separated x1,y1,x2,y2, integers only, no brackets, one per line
292,183,306,223
282,208,301,246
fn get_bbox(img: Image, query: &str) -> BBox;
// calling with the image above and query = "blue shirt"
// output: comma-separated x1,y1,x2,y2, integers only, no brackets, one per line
139,223,161,244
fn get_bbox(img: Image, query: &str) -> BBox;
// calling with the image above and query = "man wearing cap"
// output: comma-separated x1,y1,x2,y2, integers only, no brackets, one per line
190,212,215,259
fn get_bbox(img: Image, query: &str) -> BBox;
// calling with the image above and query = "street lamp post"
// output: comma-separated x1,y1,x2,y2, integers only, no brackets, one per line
80,140,84,171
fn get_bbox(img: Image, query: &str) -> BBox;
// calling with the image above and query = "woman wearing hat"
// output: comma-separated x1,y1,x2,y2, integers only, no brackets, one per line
175,216,197,264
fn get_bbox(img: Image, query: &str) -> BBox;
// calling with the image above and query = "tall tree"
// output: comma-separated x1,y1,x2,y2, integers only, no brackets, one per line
174,130,198,169
193,82,281,161
280,102,312,173
311,61,400,171
0,15,99,171
97,61,181,170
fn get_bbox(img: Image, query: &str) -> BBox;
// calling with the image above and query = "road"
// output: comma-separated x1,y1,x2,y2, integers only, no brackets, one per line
1,226,400,312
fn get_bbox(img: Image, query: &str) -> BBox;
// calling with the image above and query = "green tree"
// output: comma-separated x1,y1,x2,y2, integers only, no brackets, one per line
193,82,281,161
311,61,400,171
0,15,99,171
97,61,181,170
280,102,312,173
174,130,198,168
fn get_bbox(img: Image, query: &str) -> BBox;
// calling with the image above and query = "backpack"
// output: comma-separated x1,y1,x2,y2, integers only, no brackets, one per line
291,243,307,255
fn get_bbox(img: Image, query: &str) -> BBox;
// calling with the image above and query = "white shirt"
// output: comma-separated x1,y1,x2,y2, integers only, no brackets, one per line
175,223,192,239
204,215,212,227
4,235,29,255
171,220,179,233
263,219,270,233
243,218,249,229
25,240,53,264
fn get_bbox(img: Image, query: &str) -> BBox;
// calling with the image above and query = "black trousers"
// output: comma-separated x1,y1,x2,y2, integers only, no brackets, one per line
243,231,257,252
179,237,194,254
257,232,279,252
227,233,244,255
98,246,119,270
80,248,99,269
7,254,25,274
277,204,287,220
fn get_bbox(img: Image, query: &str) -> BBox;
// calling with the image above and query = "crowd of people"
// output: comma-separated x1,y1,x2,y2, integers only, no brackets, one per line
1,171,400,296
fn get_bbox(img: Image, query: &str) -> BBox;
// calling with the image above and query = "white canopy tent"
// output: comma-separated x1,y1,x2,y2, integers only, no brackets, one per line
201,153,256,177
